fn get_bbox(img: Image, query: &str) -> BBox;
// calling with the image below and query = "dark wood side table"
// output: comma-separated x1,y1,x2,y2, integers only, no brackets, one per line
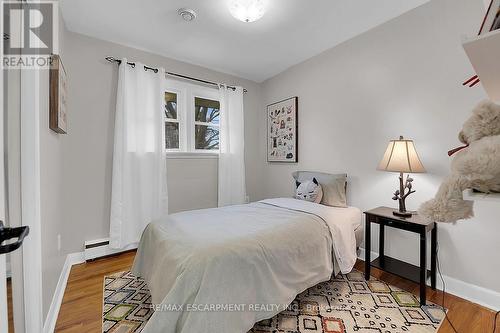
364,207,437,305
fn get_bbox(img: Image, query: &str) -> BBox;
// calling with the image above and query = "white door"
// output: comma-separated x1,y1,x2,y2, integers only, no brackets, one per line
2,3,30,331
0,13,8,331
0,7,9,326
3,54,26,333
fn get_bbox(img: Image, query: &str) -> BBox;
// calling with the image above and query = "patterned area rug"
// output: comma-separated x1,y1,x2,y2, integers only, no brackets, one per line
102,270,445,333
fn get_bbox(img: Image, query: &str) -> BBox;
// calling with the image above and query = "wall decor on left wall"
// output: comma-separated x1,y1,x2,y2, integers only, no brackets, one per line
50,54,68,134
267,96,298,162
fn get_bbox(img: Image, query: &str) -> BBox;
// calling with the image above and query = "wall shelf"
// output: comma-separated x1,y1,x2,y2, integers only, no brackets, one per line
463,189,500,202
462,29,500,102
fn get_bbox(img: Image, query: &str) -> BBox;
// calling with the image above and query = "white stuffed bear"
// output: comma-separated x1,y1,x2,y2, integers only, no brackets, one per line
295,178,323,203
419,100,500,223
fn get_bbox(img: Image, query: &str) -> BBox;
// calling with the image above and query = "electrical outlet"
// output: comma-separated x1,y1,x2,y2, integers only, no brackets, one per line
57,234,61,251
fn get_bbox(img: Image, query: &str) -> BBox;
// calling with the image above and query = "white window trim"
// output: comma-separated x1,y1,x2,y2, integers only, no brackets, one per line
166,152,219,159
165,79,220,155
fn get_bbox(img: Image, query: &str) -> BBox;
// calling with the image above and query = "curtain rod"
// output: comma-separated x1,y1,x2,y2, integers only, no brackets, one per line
105,56,248,93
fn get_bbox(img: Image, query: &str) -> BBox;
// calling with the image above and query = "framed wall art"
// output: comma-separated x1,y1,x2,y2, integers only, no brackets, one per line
50,54,68,134
267,96,298,162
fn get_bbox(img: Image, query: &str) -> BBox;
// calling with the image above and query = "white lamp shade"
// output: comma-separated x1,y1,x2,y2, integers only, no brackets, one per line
378,137,425,173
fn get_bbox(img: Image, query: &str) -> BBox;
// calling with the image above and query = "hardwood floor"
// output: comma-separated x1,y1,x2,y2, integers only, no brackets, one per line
7,278,14,333
54,251,499,332
55,251,136,333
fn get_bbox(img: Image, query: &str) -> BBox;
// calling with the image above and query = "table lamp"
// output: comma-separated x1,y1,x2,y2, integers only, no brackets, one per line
378,136,426,217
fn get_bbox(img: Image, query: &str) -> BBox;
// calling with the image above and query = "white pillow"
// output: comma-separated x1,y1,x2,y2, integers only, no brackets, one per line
295,178,323,203
292,171,347,207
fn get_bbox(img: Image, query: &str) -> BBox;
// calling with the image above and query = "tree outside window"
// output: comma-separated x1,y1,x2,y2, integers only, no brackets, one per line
164,92,179,150
194,97,219,150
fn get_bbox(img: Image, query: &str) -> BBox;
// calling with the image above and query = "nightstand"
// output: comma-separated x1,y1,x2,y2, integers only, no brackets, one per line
364,207,437,305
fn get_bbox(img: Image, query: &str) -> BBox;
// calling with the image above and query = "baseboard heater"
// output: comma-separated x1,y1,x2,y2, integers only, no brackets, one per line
84,238,138,261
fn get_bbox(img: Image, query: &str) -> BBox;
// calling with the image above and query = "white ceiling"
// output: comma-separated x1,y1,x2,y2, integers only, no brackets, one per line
59,0,429,82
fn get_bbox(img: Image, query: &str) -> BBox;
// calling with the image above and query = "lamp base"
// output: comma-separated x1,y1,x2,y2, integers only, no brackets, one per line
393,210,413,218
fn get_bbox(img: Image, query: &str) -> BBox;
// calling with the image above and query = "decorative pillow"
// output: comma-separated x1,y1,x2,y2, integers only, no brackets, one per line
295,178,323,203
292,171,347,207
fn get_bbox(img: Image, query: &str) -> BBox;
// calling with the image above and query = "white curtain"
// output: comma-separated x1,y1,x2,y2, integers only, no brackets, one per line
109,59,168,249
218,85,246,206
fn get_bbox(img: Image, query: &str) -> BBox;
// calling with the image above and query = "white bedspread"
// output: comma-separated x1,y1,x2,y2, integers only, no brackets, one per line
132,198,361,333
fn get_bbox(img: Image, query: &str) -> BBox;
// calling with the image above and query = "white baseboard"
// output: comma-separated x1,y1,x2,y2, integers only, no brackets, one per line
433,271,500,312
357,247,379,261
358,247,500,311
42,252,85,333
43,242,137,333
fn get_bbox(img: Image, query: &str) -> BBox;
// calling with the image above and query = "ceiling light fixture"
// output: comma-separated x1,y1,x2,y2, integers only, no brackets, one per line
228,0,266,23
178,8,197,22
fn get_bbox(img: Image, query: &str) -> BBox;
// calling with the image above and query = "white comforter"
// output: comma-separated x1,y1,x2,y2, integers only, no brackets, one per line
132,198,361,333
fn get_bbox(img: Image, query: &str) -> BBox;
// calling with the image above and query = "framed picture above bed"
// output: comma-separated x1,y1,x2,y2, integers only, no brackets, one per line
267,96,298,162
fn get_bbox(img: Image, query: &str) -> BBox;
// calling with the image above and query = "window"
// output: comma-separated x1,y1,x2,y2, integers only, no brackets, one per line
164,92,179,150
164,81,220,153
194,97,220,150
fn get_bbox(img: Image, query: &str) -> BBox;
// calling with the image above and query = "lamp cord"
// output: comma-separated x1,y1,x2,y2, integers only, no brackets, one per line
436,243,459,333
436,243,500,333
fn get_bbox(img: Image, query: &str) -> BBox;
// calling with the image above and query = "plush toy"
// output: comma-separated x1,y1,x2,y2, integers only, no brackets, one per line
419,100,500,223
295,178,323,203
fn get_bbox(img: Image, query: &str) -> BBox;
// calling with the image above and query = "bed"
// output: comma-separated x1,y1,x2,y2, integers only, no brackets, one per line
132,197,362,333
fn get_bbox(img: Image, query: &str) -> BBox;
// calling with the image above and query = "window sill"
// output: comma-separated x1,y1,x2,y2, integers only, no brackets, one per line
166,152,219,160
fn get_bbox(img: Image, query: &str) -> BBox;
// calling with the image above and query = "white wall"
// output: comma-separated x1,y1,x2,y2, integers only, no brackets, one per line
260,0,500,304
39,9,69,319
166,157,219,212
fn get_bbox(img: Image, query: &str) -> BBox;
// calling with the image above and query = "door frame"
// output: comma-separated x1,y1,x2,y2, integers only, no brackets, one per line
1,2,8,330
20,0,44,331
1,0,44,331
20,59,44,333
